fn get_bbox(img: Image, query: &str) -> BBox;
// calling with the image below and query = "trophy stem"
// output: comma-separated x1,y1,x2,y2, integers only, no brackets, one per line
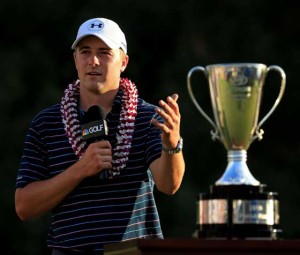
215,150,260,186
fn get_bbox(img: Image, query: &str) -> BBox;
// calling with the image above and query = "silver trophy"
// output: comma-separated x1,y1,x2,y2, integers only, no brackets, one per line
187,63,286,239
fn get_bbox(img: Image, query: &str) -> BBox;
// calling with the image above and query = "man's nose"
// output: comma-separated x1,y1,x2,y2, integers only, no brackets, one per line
89,55,99,66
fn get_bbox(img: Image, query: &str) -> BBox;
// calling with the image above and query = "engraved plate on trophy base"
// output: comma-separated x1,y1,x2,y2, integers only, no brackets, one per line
195,184,282,239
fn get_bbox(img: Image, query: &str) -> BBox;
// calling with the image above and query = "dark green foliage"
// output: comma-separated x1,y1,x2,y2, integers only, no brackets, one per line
1,0,299,254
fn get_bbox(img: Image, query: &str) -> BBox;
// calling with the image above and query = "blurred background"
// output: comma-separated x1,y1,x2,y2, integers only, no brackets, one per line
1,0,299,254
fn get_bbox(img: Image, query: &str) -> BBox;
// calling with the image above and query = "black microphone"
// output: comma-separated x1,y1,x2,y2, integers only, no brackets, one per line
81,105,108,145
81,105,109,180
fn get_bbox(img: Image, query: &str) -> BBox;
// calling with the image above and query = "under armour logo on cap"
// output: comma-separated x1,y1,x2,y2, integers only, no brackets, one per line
71,17,127,54
88,20,104,31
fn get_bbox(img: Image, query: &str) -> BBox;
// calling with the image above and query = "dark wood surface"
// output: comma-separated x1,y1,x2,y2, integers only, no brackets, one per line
104,239,300,255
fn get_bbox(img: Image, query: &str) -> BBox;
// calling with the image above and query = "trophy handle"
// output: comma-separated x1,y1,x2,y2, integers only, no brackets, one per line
252,65,286,141
187,66,220,141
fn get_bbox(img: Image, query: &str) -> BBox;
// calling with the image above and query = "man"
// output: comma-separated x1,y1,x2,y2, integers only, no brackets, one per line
15,17,185,255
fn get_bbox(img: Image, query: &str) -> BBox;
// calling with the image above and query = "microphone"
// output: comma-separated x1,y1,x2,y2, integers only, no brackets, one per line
81,105,108,145
81,105,109,179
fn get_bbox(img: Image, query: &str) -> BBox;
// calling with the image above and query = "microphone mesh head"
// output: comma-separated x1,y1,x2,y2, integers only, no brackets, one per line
82,105,106,124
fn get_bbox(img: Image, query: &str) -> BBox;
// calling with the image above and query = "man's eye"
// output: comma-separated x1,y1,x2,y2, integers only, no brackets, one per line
100,51,110,55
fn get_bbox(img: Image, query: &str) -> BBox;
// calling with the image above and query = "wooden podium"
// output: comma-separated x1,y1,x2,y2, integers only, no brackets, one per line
104,239,300,255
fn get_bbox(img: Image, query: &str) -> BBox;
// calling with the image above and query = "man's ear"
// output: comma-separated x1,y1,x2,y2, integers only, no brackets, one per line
73,51,78,70
121,54,129,73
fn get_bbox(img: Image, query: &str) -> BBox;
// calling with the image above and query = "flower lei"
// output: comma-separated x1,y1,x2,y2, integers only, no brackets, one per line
61,78,138,178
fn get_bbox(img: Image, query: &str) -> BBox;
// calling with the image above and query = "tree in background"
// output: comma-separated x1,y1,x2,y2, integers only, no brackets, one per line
1,0,299,254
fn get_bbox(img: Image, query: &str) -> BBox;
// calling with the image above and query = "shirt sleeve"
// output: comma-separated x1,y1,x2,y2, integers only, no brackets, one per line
16,117,48,188
145,112,163,167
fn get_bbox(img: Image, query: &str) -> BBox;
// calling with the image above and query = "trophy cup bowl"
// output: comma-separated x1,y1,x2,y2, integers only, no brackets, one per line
187,63,286,239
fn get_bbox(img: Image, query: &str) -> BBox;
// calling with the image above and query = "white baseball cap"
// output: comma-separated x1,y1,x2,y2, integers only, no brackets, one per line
71,18,127,54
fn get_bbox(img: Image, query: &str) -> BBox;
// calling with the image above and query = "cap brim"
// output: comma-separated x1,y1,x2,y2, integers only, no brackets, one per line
71,34,120,51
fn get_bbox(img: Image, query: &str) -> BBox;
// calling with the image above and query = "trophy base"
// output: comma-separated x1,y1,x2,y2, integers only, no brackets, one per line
195,184,282,240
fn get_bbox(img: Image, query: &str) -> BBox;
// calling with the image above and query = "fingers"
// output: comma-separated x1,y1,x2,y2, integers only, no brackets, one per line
93,140,112,150
159,94,179,116
152,94,181,150
171,94,179,101
81,141,113,176
87,141,112,161
151,94,181,134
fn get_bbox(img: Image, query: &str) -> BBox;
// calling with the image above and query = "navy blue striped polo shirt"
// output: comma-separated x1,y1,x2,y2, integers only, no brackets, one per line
16,89,164,254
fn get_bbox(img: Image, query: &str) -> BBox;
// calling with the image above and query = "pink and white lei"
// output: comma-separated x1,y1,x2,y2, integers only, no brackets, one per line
61,78,138,178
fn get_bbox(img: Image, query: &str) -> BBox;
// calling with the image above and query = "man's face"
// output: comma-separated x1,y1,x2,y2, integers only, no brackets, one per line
73,35,128,94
